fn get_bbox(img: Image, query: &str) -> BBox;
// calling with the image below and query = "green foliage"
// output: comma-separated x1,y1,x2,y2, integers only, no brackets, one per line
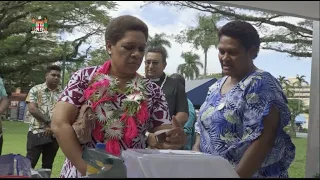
175,14,220,75
300,128,308,133
148,33,171,49
145,1,313,58
177,51,203,80
86,48,110,67
0,1,117,91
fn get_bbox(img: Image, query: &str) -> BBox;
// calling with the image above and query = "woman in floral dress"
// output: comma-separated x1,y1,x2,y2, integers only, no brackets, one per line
192,21,295,178
51,15,186,178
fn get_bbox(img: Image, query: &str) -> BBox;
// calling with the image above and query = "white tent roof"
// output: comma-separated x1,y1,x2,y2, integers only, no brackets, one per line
209,1,319,20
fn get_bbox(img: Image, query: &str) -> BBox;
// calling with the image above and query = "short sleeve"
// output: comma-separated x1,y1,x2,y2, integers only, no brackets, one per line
26,86,37,104
225,73,293,165
225,72,295,177
242,73,291,137
0,78,7,98
175,82,189,114
59,67,98,108
148,82,171,131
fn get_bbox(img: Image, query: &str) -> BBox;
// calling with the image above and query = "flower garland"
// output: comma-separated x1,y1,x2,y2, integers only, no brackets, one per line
83,60,149,156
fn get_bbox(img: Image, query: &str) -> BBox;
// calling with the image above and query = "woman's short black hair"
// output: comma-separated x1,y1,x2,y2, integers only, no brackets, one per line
219,21,260,59
105,15,149,45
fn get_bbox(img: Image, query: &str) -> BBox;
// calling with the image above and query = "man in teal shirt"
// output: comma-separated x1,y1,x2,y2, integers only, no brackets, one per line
170,74,196,150
0,77,9,155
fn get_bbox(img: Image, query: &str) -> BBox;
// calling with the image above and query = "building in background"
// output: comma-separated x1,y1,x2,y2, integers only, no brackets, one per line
287,77,311,107
287,77,310,129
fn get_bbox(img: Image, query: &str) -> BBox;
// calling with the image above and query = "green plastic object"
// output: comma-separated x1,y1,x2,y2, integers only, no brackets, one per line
82,143,127,178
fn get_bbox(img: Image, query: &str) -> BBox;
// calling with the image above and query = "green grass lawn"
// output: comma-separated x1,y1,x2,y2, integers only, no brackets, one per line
1,120,308,178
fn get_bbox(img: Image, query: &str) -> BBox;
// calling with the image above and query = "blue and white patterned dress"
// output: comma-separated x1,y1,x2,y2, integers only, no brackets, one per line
195,70,295,178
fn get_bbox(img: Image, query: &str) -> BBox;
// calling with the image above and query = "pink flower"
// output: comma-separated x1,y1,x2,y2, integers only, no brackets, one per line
92,96,116,110
123,116,138,147
106,139,121,156
136,101,149,124
92,121,104,142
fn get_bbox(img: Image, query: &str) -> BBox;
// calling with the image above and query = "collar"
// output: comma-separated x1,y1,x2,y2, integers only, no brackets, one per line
148,72,166,82
42,82,61,92
154,73,167,86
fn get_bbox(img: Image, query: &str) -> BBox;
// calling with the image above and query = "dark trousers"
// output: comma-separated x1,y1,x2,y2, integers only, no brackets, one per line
26,131,59,169
0,135,3,155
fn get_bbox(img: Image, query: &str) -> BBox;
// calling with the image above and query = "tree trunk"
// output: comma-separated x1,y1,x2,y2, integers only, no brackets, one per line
290,116,297,138
204,49,208,76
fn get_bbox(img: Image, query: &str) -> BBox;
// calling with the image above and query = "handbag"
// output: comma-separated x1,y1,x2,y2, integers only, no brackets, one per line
72,104,97,144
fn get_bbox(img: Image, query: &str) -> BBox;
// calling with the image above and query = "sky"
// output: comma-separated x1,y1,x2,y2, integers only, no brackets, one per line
63,1,312,83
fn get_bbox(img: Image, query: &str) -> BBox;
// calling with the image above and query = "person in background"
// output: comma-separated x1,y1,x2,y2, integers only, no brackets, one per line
25,65,62,170
192,21,295,178
51,15,186,178
144,46,189,127
0,77,9,155
170,73,196,150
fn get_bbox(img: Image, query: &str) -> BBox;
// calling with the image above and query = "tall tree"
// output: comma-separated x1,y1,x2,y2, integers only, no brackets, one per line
143,1,313,58
175,14,220,76
147,33,172,49
288,99,307,138
86,48,110,67
177,51,203,80
0,1,117,92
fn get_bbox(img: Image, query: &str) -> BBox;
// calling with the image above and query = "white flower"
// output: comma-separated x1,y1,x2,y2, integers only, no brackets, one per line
95,103,114,122
126,92,143,102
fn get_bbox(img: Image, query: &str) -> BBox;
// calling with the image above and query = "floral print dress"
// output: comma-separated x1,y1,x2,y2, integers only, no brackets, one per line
195,70,295,178
58,66,171,178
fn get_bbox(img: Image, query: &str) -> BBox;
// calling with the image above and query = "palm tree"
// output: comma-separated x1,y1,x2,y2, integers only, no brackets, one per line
277,76,294,97
175,14,220,76
294,75,309,112
277,75,289,87
177,52,203,80
147,33,171,49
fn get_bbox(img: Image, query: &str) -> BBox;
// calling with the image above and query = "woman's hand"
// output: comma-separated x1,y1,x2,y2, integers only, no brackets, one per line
157,116,187,149
147,133,158,149
192,133,201,152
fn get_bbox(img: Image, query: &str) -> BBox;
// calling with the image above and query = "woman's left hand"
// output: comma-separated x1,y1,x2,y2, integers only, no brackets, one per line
157,116,187,149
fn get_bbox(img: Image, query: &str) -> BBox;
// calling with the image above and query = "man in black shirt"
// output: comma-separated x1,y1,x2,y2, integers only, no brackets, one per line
144,46,189,126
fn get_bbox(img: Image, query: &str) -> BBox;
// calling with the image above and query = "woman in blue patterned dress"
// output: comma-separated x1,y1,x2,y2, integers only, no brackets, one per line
192,21,295,178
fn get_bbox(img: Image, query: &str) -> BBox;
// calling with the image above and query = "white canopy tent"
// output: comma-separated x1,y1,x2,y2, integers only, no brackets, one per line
207,1,319,178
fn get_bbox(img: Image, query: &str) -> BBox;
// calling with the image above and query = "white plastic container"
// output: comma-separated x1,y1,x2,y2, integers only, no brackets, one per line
122,149,239,178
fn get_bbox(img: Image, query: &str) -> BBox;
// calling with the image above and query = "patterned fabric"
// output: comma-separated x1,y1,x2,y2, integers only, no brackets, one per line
183,99,196,150
59,66,171,178
25,83,62,134
195,70,295,178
